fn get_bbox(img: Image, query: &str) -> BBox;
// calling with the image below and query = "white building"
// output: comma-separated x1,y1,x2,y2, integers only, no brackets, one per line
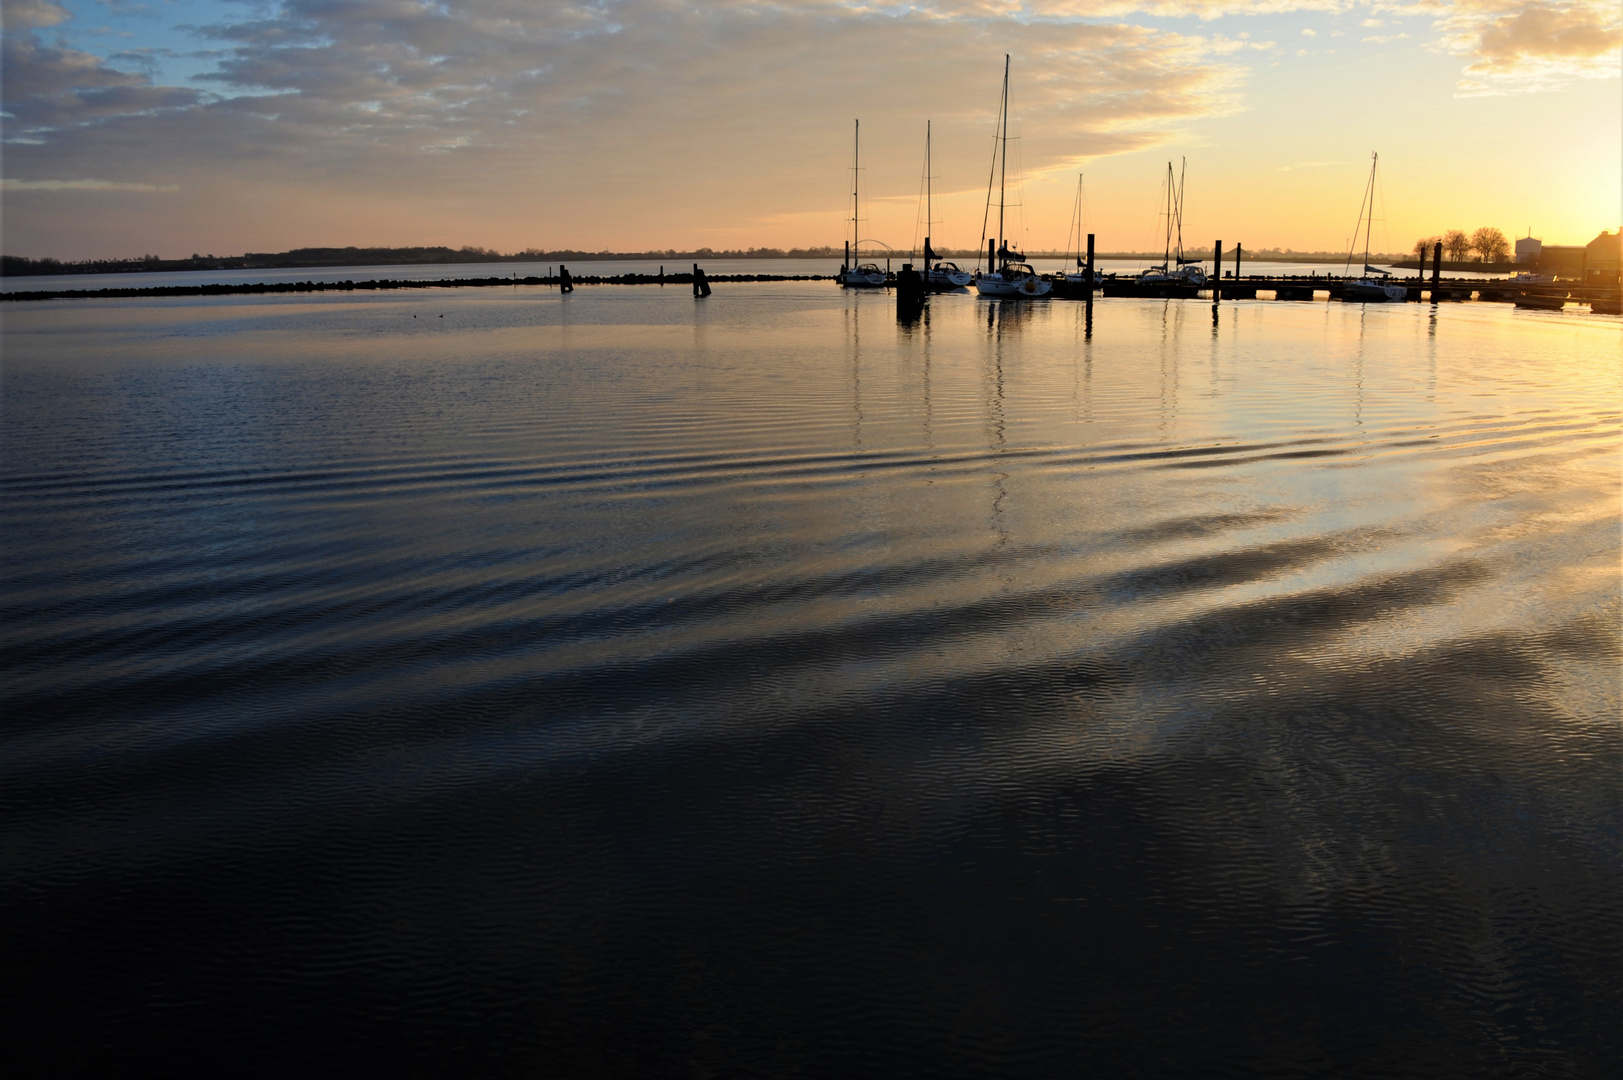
1515,234,1542,264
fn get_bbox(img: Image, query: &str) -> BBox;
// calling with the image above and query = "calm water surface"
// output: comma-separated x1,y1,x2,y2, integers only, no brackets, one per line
3,285,1619,1075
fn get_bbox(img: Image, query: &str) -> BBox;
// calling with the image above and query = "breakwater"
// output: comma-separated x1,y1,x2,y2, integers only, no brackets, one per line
1,271,832,303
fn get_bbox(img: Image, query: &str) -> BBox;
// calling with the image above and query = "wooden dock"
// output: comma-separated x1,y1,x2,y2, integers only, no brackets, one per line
1095,274,1616,307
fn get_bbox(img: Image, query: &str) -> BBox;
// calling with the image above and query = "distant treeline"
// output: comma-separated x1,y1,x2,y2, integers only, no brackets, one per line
0,245,852,277
3,243,1409,277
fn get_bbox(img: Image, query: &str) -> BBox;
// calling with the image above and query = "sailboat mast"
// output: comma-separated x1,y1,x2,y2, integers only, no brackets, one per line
1362,152,1377,268
852,119,860,260
1163,163,1173,270
926,120,932,265
1175,157,1186,264
997,54,1009,264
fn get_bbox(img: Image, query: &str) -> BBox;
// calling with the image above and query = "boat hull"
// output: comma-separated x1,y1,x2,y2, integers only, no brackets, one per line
974,276,1052,298
1343,280,1407,302
1514,292,1566,310
838,269,886,288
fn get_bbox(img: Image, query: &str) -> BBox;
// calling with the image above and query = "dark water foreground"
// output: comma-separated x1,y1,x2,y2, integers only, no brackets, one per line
3,286,1618,1075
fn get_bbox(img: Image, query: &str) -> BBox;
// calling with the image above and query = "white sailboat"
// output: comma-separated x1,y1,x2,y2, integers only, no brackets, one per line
973,56,1051,299
839,119,886,288
1137,160,1206,288
1342,153,1406,302
917,121,972,290
1057,173,1100,287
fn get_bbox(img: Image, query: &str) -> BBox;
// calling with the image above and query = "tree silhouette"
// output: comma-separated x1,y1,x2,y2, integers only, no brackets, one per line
1443,231,1471,262
1470,227,1509,263
1412,235,1442,259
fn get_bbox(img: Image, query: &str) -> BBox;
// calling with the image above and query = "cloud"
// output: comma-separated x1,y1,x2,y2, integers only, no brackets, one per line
1,0,69,30
1422,0,1623,91
1,0,1616,255
1301,27,1317,35
2,1,1248,223
1,178,178,191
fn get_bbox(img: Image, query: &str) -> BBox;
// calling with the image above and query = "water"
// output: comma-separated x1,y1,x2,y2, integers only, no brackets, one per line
3,284,1618,1074
0,256,1505,293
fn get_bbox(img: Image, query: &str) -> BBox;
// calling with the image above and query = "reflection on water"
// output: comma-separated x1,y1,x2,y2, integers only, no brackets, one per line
2,285,1619,1075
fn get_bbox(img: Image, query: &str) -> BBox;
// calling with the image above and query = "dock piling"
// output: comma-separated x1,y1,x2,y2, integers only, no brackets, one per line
1213,241,1222,313
896,262,925,322
692,263,711,298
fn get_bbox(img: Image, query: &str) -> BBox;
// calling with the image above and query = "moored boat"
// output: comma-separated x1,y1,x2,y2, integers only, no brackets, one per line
972,57,1051,300
837,120,887,288
1135,160,1207,290
1514,291,1566,310
1048,174,1102,296
914,123,974,291
1341,153,1406,302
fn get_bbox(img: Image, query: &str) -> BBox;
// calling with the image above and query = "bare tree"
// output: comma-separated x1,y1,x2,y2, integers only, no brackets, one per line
1471,227,1510,263
1443,230,1471,262
1413,235,1442,259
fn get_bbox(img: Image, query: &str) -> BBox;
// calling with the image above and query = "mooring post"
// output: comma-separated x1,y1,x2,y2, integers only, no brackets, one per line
1086,233,1096,298
843,241,849,277
1432,241,1443,298
559,263,573,294
896,262,925,322
692,263,711,298
659,265,664,286
989,239,996,271
1213,241,1222,306
1235,243,1243,282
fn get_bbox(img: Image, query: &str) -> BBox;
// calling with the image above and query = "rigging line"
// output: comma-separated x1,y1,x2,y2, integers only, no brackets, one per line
912,123,929,258
997,55,1009,257
1064,174,1081,265
1345,151,1375,274
977,56,1009,272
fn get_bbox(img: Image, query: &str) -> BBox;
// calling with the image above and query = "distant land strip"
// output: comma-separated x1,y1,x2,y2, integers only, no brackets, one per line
0,244,1406,277
1,273,830,302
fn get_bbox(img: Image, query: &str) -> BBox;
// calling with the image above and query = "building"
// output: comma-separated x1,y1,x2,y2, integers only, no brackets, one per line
1535,245,1586,278
1514,233,1542,264
1584,230,1621,287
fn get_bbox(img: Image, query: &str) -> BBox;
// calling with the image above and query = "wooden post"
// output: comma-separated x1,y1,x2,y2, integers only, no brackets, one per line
989,239,996,271
1432,241,1442,296
1085,233,1095,297
1235,243,1243,281
1213,241,1222,305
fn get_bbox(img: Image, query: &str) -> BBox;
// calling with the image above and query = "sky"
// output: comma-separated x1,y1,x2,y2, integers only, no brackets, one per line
2,0,1619,260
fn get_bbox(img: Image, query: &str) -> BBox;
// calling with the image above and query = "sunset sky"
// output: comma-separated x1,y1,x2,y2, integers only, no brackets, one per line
3,0,1619,260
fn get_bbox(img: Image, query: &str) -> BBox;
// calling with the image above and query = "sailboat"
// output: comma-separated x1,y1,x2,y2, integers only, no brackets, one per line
1342,153,1406,302
972,56,1051,299
838,119,886,288
1057,173,1100,286
917,121,973,290
1137,160,1206,288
